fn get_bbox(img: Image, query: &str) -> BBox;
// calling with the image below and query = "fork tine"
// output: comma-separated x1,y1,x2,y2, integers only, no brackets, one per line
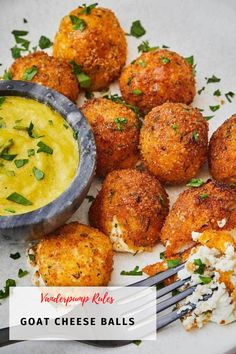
156,309,184,330
156,278,190,299
129,263,185,287
156,286,195,314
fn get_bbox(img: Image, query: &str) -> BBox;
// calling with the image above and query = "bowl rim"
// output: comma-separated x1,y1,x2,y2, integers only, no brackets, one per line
0,80,96,228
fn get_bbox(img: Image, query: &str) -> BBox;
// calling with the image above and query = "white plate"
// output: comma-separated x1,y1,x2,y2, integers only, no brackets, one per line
0,0,236,353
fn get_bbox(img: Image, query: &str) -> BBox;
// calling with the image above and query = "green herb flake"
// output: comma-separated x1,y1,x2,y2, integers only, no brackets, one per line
48,119,53,125
225,91,235,103
69,15,87,31
73,131,78,140
3,70,12,80
38,35,53,49
11,46,22,59
138,40,158,53
1,153,17,161
0,279,16,299
14,159,29,168
199,193,208,200
86,195,95,203
184,55,194,65
12,30,28,37
0,120,6,128
204,115,214,121
85,91,94,99
186,178,204,188
206,75,221,84
139,59,146,68
160,252,165,260
133,340,142,346
63,123,69,129
0,96,6,107
160,56,170,64
10,252,21,260
80,3,98,14
22,66,38,81
209,105,220,112
23,18,28,23
37,141,53,155
33,166,45,181
4,208,16,213
28,122,44,139
28,254,35,262
172,123,178,133
199,275,212,284
213,89,221,97
167,259,181,269
192,131,199,142
77,72,91,88
7,192,33,206
194,259,206,275
132,89,142,95
114,117,128,131
130,20,146,38
18,269,29,278
198,86,205,95
120,266,143,276
27,149,35,157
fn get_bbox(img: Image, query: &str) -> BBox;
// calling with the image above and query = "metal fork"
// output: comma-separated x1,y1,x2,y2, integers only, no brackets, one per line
0,263,198,348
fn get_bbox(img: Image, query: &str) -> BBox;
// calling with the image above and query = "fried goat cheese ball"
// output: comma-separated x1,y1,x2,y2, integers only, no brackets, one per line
140,103,208,184
119,49,195,113
10,51,79,102
208,114,236,185
161,180,236,257
53,6,127,91
34,223,113,286
89,169,169,253
81,98,140,177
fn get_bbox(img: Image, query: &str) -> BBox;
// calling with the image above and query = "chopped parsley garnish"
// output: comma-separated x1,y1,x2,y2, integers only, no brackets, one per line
104,94,141,120
63,123,69,129
73,131,78,140
172,123,178,133
28,254,35,262
186,178,204,188
23,18,27,23
10,252,21,260
206,75,221,84
160,56,170,64
27,149,35,157
85,91,94,99
199,275,212,284
12,29,28,37
199,193,208,199
132,89,142,95
209,105,220,112
69,15,87,31
0,96,6,107
167,259,180,269
3,70,12,80
7,192,33,206
28,122,43,139
38,35,53,49
192,131,199,142
213,89,221,96
11,46,23,59
70,61,91,88
139,59,146,68
33,166,45,181
48,120,54,125
204,115,214,121
114,117,127,131
194,259,205,275
225,91,235,103
121,266,143,276
11,30,30,58
160,252,165,260
13,125,28,131
18,269,29,278
133,340,142,346
86,195,95,203
79,3,98,14
0,119,6,128
22,66,38,81
37,141,53,154
14,159,28,168
198,86,205,95
184,55,194,65
0,139,17,161
130,20,146,38
138,40,158,53
0,279,16,299
127,77,132,85
4,208,16,213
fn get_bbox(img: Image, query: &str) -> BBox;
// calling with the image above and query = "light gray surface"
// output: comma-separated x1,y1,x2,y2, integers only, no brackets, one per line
1,0,236,353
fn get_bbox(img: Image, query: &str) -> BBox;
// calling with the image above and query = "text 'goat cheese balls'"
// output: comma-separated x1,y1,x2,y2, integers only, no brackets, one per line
140,103,208,184
53,6,127,91
209,114,236,185
34,223,113,286
81,98,140,177
10,51,79,102
89,169,169,253
119,49,195,113
161,180,236,257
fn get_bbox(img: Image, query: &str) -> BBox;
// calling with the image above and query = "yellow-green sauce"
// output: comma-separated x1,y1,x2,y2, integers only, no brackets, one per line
0,96,79,215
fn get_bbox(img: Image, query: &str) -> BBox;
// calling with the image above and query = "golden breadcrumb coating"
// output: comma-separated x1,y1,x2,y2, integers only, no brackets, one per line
10,51,79,102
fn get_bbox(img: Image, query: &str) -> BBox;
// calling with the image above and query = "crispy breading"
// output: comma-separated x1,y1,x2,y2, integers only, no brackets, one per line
10,51,79,102
81,98,140,177
35,223,113,286
89,169,169,252
198,230,236,253
140,103,208,184
161,180,236,256
209,114,236,185
53,7,127,91
119,49,195,114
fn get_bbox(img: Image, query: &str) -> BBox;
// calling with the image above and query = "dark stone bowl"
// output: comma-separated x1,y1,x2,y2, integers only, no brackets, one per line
0,80,96,243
